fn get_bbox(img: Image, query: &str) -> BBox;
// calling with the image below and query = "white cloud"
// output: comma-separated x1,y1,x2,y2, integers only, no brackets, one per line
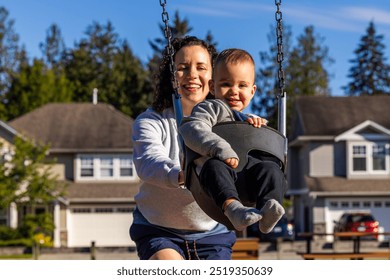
344,7,390,25
173,1,390,38
285,4,390,34
285,6,362,32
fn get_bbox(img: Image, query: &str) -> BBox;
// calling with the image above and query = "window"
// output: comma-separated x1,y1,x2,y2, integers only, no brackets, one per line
350,142,388,174
120,157,133,176
70,207,133,213
329,201,338,208
352,145,366,171
80,157,94,177
77,154,136,181
352,201,360,208
100,157,114,177
95,208,113,213
117,208,132,213
363,201,371,207
374,201,382,208
372,144,386,171
341,201,349,207
71,208,92,213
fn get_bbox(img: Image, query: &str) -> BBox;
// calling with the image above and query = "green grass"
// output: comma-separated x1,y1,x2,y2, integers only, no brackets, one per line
0,254,33,260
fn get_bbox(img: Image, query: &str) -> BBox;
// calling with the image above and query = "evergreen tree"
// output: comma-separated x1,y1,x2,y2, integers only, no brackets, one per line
344,21,390,96
287,26,332,97
63,38,96,103
251,24,292,128
205,30,218,50
149,11,193,56
64,21,151,118
0,7,20,96
3,23,73,120
39,23,66,70
147,11,193,82
64,21,118,103
0,7,23,119
252,25,333,136
108,41,153,117
4,58,73,120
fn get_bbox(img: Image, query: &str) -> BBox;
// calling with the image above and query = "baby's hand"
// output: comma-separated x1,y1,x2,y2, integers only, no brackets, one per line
246,116,268,128
224,157,239,168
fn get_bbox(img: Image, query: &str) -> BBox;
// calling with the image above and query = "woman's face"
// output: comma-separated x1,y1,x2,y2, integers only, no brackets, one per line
174,45,213,114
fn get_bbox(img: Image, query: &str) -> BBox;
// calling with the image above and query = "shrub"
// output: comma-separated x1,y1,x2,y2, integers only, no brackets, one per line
0,226,22,240
18,213,54,239
0,238,32,247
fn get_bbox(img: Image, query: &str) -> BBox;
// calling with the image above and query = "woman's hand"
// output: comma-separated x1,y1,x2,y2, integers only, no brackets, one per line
224,157,239,169
246,116,268,128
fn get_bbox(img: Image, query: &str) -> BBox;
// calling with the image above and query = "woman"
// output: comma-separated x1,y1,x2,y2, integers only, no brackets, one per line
130,36,236,260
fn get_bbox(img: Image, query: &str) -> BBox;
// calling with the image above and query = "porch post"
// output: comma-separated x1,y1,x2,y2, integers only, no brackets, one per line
9,202,18,229
53,201,61,248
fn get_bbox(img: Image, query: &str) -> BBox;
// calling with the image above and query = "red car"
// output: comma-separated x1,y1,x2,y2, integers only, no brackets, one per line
333,213,379,240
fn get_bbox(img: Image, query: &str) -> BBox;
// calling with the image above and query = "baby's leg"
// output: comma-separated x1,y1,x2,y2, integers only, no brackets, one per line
258,199,285,233
236,157,286,233
224,200,262,231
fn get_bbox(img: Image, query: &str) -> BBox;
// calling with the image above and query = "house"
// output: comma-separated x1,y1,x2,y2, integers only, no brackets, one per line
289,96,390,241
3,103,140,248
0,121,21,228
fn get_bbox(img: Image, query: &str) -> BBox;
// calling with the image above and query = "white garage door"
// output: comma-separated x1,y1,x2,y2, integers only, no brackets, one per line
68,206,135,247
325,198,390,241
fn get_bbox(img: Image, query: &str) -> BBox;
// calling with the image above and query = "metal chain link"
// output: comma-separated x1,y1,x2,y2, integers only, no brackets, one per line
275,0,285,98
159,0,180,95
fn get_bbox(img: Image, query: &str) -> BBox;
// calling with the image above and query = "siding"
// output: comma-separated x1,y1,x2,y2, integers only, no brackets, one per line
309,143,334,177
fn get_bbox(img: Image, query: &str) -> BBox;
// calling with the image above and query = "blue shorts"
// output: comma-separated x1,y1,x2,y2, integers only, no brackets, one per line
130,223,236,260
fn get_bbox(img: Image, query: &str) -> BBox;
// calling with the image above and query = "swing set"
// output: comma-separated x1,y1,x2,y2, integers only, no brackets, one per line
159,0,288,230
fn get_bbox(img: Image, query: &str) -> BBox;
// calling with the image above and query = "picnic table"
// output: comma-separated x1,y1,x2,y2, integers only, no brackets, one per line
296,231,390,260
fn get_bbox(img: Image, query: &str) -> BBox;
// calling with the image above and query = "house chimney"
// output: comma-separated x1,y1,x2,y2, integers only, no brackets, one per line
93,88,98,104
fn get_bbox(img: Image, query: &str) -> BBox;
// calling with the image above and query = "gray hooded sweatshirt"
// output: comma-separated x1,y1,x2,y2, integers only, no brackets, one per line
132,107,218,231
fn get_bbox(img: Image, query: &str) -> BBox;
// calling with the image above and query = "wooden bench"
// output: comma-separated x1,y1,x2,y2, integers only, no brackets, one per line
297,231,390,255
298,252,390,260
232,238,259,260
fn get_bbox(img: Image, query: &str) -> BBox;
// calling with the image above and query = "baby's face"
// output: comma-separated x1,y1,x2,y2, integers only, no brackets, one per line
211,61,256,112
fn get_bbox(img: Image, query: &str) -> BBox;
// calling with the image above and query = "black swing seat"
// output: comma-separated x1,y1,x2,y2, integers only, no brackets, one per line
184,121,287,230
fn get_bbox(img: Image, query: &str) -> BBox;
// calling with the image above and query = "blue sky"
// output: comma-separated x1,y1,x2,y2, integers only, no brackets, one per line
2,0,390,97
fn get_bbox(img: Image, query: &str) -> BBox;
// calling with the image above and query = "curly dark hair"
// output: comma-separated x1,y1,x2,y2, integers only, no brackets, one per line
152,36,217,112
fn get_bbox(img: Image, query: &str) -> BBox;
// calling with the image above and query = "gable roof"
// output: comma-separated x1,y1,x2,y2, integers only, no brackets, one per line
0,120,19,144
294,96,390,137
8,103,134,152
335,120,390,142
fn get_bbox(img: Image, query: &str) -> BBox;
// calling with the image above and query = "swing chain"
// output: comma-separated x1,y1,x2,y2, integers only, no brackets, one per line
159,0,180,95
275,0,285,99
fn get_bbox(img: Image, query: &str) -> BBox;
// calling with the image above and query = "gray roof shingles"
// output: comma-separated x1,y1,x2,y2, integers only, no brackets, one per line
8,103,134,151
295,96,390,136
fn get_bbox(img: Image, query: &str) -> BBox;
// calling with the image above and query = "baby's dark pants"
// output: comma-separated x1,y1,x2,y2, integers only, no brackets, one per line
199,156,287,210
